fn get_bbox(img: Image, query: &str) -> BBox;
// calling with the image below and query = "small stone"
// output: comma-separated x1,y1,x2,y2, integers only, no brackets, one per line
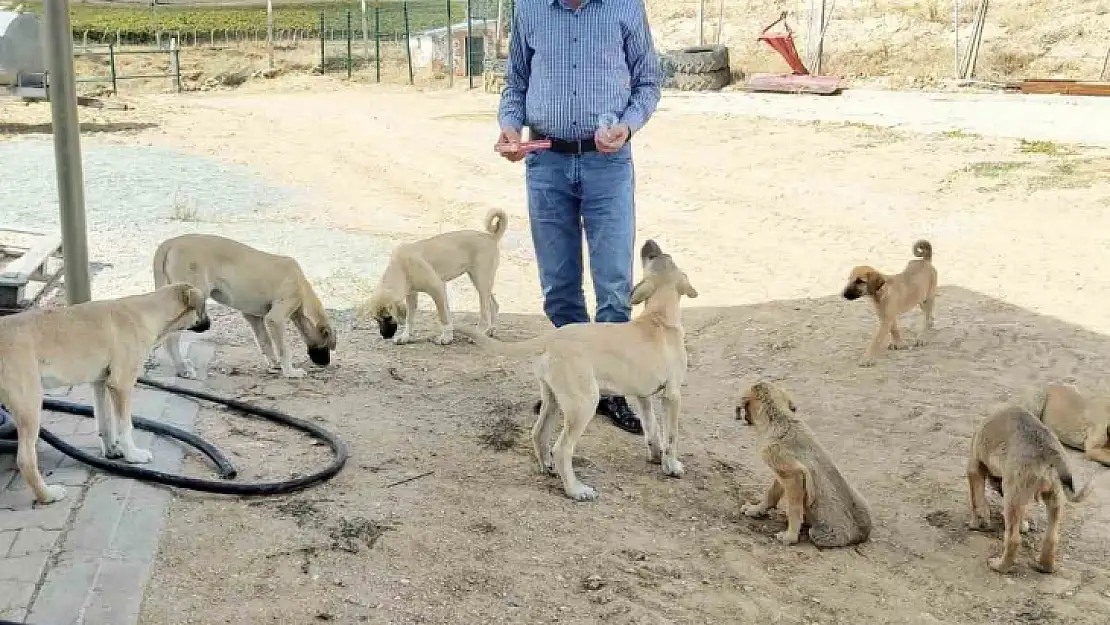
743,585,754,592
400,578,410,585
583,574,604,591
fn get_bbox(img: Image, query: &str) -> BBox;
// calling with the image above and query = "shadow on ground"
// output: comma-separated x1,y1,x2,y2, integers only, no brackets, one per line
0,122,158,136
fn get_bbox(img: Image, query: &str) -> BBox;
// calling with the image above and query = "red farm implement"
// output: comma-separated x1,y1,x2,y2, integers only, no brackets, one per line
744,12,843,96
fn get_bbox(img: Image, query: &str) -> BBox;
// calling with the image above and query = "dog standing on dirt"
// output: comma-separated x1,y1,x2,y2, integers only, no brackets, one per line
453,240,698,502
152,233,336,379
366,208,507,345
735,381,873,547
841,239,937,367
966,403,1098,574
0,283,209,505
1025,383,1110,466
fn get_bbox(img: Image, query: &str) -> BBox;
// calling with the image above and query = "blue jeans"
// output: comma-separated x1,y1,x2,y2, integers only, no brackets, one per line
525,143,636,328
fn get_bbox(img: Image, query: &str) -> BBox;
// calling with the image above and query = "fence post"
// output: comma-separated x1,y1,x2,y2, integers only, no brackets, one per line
361,0,370,61
266,0,274,69
403,2,414,85
466,0,473,89
346,9,352,79
108,42,118,94
319,10,326,72
170,37,182,93
374,8,381,83
446,0,454,87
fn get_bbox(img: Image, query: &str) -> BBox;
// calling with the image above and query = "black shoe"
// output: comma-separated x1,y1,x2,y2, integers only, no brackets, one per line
596,396,643,435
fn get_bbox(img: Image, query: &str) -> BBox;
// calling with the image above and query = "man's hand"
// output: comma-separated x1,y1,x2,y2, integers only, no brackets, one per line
595,123,630,153
496,127,527,162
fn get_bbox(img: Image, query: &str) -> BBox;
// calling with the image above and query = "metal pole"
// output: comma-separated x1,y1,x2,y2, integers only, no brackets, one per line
319,10,325,72
953,0,960,79
374,8,381,83
403,2,414,85
715,0,725,45
466,0,473,89
494,0,504,58
170,37,182,93
43,0,92,305
361,0,370,61
266,0,274,69
108,42,118,94
447,0,454,87
1100,44,1110,81
696,0,704,45
346,9,352,79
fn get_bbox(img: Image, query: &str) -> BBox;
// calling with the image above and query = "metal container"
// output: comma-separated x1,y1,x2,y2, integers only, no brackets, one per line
0,8,45,88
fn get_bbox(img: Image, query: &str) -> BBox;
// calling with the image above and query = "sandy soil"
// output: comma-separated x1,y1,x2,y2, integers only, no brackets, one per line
6,76,1110,624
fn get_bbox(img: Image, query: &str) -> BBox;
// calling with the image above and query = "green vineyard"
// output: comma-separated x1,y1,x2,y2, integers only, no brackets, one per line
19,2,477,43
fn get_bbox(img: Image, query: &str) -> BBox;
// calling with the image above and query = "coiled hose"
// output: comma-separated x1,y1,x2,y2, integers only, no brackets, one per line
0,375,348,495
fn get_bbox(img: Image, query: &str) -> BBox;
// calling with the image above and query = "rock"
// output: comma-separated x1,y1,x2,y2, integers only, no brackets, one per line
583,574,605,591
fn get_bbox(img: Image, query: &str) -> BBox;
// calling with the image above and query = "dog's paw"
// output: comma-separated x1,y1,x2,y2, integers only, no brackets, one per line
102,443,125,460
567,483,599,502
481,324,496,337
392,331,413,345
742,503,768,519
38,484,68,504
662,457,685,478
912,338,927,347
1032,560,1056,575
967,517,992,532
123,447,154,464
887,342,907,351
538,461,557,476
857,357,876,368
775,531,800,546
432,332,454,345
988,556,1014,574
282,367,308,379
647,446,663,465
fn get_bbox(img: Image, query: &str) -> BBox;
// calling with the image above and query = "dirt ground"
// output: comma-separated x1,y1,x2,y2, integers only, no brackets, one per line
6,76,1110,624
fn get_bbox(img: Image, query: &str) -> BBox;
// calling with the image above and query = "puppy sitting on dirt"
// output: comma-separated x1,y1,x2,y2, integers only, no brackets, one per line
735,381,872,547
841,239,937,367
0,283,209,505
453,240,698,502
366,208,507,345
1025,383,1110,466
966,403,1099,574
152,233,336,379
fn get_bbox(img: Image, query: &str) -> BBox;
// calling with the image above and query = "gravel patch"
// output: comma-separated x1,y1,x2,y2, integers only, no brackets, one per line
0,138,393,310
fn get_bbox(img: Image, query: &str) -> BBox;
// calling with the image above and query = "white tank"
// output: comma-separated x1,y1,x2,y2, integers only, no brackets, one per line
0,8,45,87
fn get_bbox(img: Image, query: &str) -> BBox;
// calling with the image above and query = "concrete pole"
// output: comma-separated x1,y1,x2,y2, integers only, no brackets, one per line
42,0,92,305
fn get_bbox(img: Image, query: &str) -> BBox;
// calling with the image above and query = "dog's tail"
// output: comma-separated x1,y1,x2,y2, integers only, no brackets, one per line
151,238,174,288
1048,445,1097,503
484,208,509,242
453,325,548,357
912,239,933,261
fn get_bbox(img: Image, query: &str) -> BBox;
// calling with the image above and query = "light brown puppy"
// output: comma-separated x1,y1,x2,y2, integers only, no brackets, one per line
366,208,507,346
152,233,336,379
453,240,698,502
841,239,937,367
735,382,873,547
966,404,1098,574
1026,383,1110,466
0,283,209,505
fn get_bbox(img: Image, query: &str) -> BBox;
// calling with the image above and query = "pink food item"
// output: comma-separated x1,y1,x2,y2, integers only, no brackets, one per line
494,139,552,154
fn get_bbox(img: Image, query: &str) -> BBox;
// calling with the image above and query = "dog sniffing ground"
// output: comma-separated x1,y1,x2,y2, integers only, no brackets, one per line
5,82,1110,624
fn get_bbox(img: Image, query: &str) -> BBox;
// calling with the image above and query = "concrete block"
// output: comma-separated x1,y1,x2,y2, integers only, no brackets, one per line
0,529,16,555
9,526,61,558
25,554,99,625
0,579,35,613
0,496,75,531
0,550,52,582
79,558,154,625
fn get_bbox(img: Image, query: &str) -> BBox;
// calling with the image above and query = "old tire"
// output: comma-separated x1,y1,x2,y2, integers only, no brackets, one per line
666,68,731,92
665,45,729,74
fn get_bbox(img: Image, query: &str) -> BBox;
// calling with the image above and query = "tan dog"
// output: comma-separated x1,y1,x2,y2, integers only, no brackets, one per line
0,283,209,505
841,239,937,367
966,404,1098,574
152,233,336,379
735,382,873,547
366,208,507,345
453,240,697,501
1026,383,1110,466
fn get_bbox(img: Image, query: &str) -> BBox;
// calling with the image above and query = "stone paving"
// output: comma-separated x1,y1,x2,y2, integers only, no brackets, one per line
0,343,212,625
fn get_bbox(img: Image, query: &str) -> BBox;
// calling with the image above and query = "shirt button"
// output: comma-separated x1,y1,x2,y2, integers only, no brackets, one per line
572,64,577,69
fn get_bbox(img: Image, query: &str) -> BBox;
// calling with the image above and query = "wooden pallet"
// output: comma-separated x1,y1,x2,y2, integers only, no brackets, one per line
0,227,63,315
1019,79,1110,97
742,72,844,96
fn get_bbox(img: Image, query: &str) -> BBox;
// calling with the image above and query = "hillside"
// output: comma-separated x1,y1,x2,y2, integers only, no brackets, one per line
648,0,1110,84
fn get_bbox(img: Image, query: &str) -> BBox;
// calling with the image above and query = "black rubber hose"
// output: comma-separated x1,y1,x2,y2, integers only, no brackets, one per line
0,376,349,496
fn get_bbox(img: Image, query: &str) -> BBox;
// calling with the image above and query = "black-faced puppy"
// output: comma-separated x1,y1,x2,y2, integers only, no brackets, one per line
841,239,937,367
152,233,336,379
736,381,872,547
0,283,208,505
966,404,1099,574
366,208,507,345
452,240,698,502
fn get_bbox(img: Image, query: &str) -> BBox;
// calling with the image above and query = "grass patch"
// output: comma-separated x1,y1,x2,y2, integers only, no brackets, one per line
1018,139,1073,156
169,194,200,221
965,161,1026,178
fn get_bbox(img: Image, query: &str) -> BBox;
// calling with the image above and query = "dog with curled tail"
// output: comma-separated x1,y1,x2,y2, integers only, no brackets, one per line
366,207,507,345
841,239,937,367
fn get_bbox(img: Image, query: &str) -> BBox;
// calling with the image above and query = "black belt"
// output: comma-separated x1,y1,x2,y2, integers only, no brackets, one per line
529,131,598,155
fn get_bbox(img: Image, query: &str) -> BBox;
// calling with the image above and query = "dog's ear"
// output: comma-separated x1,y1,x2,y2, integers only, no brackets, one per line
678,273,699,299
181,286,206,314
865,271,886,295
320,324,337,349
787,397,797,412
630,277,656,306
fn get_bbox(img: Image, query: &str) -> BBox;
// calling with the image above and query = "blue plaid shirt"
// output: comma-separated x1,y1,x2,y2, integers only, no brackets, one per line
498,0,663,142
